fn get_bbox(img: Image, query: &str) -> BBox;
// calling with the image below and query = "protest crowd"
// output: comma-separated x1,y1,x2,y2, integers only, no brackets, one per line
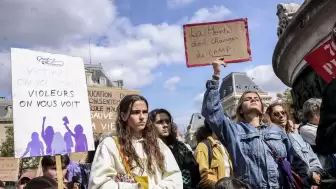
1,1,336,188
2,58,336,189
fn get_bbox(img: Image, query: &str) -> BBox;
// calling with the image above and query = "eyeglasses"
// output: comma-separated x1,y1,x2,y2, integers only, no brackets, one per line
273,111,286,118
155,119,171,125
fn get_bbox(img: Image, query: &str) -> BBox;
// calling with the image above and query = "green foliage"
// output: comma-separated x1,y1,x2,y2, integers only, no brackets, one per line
0,126,14,157
0,126,40,175
276,88,295,116
19,157,40,171
276,88,292,105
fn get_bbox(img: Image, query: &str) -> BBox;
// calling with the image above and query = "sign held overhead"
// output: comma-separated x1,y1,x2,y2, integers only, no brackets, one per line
183,18,252,67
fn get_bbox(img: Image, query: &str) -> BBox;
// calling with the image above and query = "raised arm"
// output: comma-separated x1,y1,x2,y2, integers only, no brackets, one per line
63,116,75,136
316,79,336,154
21,143,31,158
41,116,46,139
201,59,237,147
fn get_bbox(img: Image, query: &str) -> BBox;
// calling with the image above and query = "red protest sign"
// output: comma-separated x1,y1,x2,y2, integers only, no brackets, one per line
304,39,336,83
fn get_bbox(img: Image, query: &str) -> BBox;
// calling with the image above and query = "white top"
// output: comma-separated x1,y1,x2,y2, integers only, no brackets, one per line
300,123,318,146
89,137,183,189
217,140,231,177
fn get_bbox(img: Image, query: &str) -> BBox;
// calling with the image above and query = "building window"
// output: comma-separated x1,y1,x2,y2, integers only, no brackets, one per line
99,76,107,86
86,72,93,85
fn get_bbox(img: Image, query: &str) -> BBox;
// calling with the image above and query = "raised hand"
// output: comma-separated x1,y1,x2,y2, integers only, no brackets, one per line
62,116,69,126
212,58,227,76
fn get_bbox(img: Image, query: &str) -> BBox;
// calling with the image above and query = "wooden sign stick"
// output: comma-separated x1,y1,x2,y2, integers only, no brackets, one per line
55,155,64,189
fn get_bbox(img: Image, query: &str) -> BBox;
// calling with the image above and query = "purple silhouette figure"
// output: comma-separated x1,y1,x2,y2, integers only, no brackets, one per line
21,132,44,158
63,116,88,152
51,132,67,155
41,116,55,155
64,131,74,153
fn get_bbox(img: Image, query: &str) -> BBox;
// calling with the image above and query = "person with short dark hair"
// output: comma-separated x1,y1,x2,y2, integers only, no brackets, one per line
41,155,70,187
24,176,58,189
16,171,35,189
0,180,5,189
215,178,251,189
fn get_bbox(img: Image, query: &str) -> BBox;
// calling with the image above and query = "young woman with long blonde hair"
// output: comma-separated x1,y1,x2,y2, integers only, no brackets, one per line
201,58,307,188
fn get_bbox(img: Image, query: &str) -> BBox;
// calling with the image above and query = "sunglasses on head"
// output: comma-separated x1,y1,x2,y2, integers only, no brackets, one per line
273,111,286,118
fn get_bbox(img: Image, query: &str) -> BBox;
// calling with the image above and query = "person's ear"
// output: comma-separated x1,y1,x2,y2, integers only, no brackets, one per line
121,112,127,122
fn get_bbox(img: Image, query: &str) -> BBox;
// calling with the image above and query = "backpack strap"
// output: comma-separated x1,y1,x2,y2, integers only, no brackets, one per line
202,139,213,168
112,136,133,176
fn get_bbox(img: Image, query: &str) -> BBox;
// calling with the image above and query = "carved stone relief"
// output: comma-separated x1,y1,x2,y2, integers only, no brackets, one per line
292,66,326,111
276,3,301,37
332,21,336,44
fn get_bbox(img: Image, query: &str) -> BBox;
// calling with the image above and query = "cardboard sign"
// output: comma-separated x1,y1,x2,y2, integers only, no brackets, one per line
11,48,94,158
304,39,336,83
70,152,88,163
88,87,140,133
183,18,252,67
0,157,19,181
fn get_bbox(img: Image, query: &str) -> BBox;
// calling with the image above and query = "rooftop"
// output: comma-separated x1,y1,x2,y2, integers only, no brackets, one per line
219,72,265,100
85,63,116,87
187,113,204,132
0,99,12,122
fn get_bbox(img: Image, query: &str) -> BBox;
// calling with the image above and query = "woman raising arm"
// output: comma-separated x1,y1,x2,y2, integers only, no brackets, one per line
202,58,308,188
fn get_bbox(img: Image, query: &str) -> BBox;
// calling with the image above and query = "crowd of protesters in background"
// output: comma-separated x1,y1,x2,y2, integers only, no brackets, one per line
2,59,336,189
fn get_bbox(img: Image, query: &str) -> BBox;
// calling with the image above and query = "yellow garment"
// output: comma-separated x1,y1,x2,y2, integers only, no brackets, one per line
112,136,149,189
195,136,232,189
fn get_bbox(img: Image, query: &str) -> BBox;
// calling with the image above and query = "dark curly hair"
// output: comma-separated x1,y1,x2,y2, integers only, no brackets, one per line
41,155,70,170
194,120,213,144
149,109,178,146
215,177,251,189
116,94,165,174
0,180,4,188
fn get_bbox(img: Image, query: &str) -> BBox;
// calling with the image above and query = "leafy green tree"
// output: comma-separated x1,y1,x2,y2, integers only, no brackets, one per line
0,126,40,175
276,88,298,120
276,88,293,106
0,126,14,157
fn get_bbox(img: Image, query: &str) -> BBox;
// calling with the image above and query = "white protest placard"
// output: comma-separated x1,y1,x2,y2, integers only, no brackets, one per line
11,48,94,158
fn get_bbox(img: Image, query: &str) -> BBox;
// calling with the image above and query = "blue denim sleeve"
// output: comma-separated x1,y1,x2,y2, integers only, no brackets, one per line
201,80,237,147
306,142,323,174
286,135,311,188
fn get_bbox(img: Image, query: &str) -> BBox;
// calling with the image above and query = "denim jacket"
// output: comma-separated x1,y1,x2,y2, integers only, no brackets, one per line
201,80,309,189
288,133,323,179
